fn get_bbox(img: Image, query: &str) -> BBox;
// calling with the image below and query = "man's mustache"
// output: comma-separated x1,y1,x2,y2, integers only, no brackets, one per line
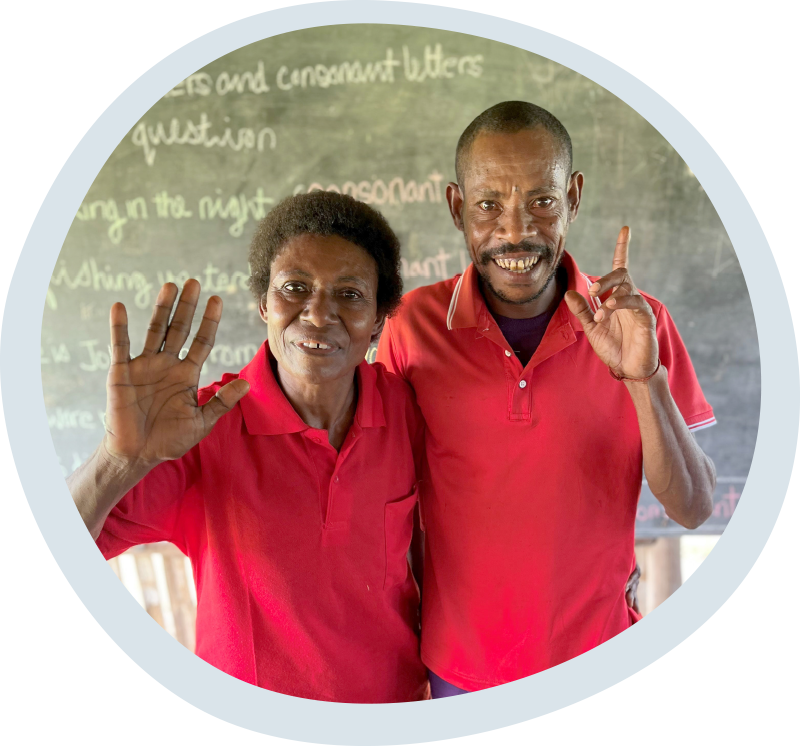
478,240,555,266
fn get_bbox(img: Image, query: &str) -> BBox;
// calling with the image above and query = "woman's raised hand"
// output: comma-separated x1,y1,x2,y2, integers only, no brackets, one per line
103,279,250,467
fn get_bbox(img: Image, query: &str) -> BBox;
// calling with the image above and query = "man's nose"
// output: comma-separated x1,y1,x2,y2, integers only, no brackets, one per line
496,205,535,245
302,290,339,327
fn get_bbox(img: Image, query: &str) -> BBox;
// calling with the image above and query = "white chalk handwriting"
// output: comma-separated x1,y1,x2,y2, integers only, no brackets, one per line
41,344,71,365
131,113,277,166
295,172,444,206
162,45,484,99
47,408,97,431
402,45,483,82
73,188,275,243
198,187,274,237
401,249,469,281
276,48,400,90
48,260,254,310
50,259,154,309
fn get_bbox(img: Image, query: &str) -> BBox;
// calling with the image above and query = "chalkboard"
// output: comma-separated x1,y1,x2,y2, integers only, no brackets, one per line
41,25,759,537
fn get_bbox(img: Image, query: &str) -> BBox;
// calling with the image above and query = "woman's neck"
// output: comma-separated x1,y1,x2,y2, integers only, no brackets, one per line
274,360,358,450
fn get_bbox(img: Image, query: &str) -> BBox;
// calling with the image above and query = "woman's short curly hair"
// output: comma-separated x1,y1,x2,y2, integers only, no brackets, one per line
249,191,404,318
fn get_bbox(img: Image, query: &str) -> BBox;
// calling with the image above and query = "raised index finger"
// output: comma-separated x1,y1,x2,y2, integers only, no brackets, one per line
612,226,631,271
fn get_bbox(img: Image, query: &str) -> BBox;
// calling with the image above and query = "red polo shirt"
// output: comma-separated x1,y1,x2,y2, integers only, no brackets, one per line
376,252,715,691
97,342,428,703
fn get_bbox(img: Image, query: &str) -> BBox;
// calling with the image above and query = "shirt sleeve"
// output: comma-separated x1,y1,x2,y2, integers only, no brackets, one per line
375,317,407,380
95,445,202,559
654,302,716,432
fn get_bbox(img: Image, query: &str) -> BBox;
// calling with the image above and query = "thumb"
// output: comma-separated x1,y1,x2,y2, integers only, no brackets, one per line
201,379,250,431
564,290,595,332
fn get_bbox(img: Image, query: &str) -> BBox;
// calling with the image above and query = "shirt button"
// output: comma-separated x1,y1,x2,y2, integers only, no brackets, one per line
519,380,527,389
505,350,512,357
334,476,339,483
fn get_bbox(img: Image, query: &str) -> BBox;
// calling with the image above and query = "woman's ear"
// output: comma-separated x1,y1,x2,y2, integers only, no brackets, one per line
258,294,269,324
370,313,387,345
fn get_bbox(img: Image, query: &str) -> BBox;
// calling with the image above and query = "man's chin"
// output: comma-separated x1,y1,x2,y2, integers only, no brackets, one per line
480,263,560,307
483,277,548,306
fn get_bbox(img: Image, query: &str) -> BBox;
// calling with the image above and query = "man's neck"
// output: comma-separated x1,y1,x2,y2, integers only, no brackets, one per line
481,268,566,320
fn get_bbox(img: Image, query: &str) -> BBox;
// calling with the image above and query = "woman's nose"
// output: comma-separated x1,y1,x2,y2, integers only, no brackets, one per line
302,291,338,327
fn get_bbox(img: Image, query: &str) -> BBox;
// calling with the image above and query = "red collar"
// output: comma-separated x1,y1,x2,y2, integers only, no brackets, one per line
238,341,386,436
446,251,598,333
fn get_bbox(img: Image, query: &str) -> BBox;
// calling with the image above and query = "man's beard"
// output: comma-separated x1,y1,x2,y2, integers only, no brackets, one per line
475,239,562,306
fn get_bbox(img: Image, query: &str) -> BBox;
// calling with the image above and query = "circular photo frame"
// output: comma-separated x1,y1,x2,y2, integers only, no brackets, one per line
2,2,795,744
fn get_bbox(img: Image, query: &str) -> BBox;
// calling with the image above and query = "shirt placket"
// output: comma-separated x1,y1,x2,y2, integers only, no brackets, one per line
304,423,363,543
303,427,336,526
476,309,532,421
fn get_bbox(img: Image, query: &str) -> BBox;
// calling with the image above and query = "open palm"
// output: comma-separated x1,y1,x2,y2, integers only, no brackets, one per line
104,280,250,466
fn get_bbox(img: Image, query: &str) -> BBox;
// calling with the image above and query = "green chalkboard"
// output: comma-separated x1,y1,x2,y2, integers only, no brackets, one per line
42,25,758,536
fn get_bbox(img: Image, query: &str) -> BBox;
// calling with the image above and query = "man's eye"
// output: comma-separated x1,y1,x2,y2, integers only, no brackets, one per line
479,201,497,211
534,198,554,208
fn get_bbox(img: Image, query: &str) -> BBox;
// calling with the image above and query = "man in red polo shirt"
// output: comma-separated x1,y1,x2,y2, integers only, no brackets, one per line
376,101,717,696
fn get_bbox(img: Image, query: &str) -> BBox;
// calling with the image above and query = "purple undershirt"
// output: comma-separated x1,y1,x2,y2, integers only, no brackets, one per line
491,304,558,367
429,670,470,697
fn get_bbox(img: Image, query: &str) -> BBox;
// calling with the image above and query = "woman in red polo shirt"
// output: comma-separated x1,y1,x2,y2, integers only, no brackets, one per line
67,192,428,703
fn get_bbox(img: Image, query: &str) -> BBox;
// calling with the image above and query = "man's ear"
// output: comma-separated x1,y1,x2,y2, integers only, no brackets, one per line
370,313,387,345
258,294,269,324
446,182,465,232
567,171,584,223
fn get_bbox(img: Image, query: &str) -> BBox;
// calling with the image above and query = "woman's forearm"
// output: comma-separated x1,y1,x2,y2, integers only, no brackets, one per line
67,440,157,540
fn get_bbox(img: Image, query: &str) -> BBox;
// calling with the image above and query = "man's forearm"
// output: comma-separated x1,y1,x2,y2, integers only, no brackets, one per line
67,442,156,540
625,365,716,529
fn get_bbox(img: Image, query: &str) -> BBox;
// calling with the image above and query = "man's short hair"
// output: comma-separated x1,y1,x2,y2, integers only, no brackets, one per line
455,101,573,186
249,190,404,318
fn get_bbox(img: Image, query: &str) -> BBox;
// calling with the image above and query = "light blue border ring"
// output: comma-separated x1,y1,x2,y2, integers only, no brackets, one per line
2,2,794,743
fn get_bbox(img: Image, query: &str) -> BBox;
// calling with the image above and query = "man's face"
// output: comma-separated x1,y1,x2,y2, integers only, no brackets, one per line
260,234,383,386
448,128,583,312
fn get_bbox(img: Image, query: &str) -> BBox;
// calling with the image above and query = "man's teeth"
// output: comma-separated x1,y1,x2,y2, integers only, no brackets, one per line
300,341,333,350
493,256,540,272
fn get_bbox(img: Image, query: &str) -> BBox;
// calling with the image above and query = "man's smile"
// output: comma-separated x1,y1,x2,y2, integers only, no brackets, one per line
491,254,541,274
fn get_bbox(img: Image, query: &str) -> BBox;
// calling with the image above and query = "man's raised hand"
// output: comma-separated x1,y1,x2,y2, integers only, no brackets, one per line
104,279,250,467
564,226,659,380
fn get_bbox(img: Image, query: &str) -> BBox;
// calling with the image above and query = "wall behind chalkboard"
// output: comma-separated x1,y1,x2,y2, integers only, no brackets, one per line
41,25,758,536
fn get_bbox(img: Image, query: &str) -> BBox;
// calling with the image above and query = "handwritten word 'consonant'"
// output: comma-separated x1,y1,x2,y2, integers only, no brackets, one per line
295,172,444,206
276,49,400,90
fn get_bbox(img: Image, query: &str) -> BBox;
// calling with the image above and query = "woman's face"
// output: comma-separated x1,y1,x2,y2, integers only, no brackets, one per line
261,233,383,386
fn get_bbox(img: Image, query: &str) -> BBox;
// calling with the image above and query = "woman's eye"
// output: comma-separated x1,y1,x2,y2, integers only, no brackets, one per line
341,290,362,300
282,282,307,293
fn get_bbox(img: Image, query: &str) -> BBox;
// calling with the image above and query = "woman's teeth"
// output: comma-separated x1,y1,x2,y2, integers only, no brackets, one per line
493,256,540,273
300,341,333,350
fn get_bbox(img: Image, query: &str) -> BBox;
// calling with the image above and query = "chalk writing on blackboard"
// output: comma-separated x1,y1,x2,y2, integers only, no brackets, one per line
132,114,278,166
295,172,444,206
